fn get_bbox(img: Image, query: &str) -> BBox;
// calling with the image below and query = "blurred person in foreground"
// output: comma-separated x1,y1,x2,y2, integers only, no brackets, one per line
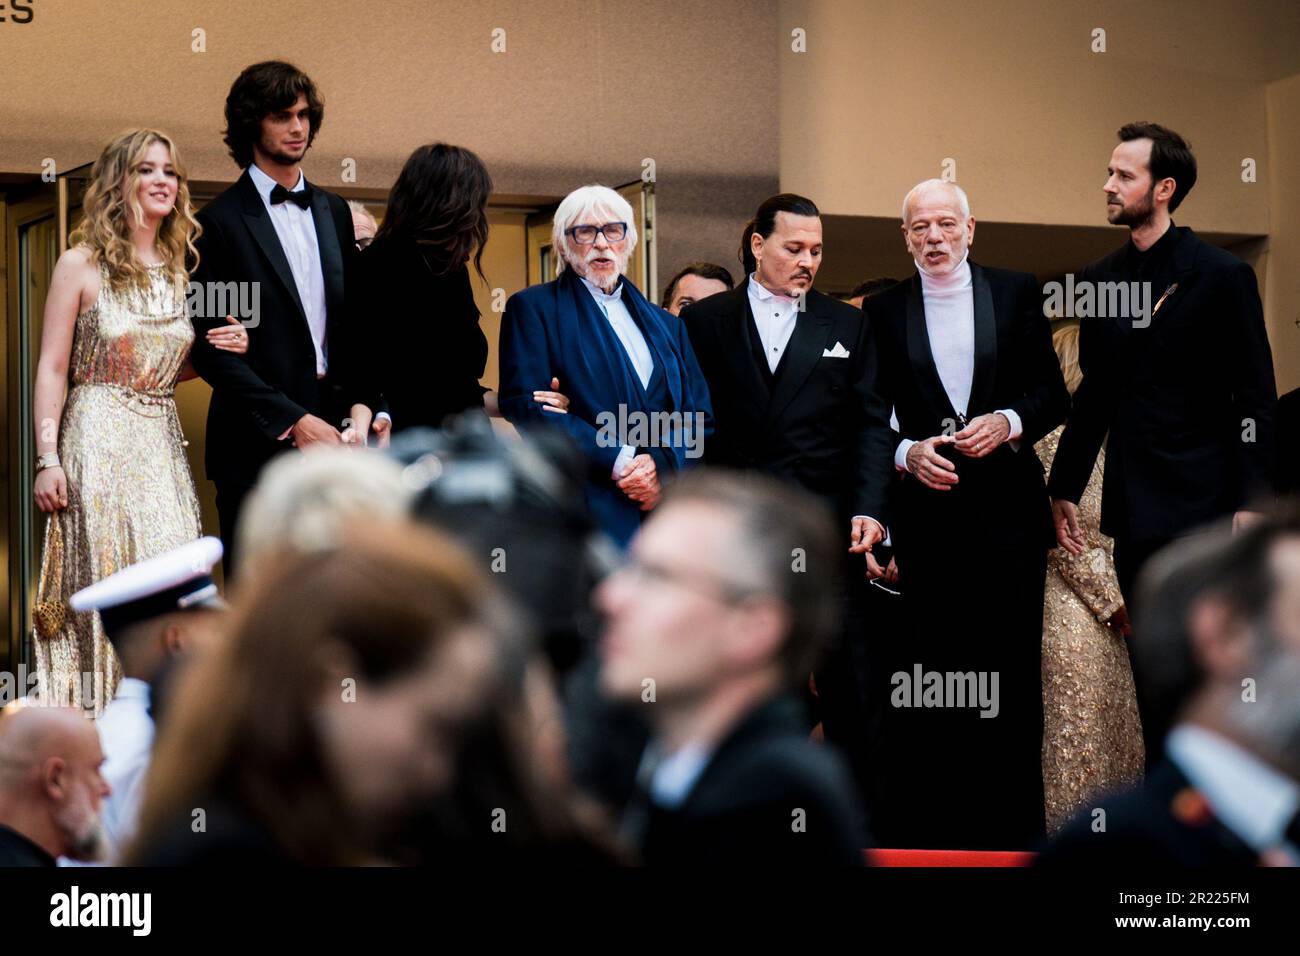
62,537,226,865
1041,505,1300,866
598,469,868,865
387,421,626,862
0,705,110,866
232,445,414,583
126,521,505,865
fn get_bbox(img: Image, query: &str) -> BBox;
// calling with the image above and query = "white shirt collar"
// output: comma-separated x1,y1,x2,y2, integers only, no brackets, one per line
1166,723,1300,852
579,273,624,303
915,251,972,294
643,741,712,809
248,162,306,202
747,273,796,304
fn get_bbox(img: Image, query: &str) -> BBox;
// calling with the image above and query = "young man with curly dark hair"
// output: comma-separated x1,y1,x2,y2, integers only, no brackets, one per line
188,61,380,576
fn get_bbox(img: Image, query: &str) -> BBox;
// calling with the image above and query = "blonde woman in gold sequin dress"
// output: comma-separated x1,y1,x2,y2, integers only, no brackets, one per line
1037,324,1144,833
31,129,247,714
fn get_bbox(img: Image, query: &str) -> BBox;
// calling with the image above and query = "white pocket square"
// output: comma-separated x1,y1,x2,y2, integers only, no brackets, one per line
822,342,851,358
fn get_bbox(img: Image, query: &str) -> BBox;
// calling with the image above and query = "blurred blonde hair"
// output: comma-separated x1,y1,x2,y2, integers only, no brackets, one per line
234,448,414,585
68,129,200,294
1052,322,1083,395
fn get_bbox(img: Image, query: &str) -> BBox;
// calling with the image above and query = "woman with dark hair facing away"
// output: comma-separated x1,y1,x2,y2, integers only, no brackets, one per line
354,143,566,443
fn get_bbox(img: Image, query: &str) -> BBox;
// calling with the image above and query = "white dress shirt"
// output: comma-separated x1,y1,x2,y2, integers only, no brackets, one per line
248,163,329,376
579,274,656,478
894,253,1022,471
251,164,389,433
746,274,799,373
60,678,154,867
1166,723,1300,862
742,277,887,540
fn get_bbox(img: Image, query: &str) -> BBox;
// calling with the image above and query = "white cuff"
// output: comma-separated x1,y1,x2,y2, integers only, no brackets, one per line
995,408,1022,440
895,438,915,473
375,411,392,425
612,444,636,480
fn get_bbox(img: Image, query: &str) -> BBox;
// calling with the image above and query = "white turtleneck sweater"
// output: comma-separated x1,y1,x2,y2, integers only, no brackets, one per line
894,253,1021,471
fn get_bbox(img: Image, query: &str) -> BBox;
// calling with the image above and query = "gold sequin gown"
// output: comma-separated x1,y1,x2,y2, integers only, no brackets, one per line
32,262,201,714
1036,425,1144,833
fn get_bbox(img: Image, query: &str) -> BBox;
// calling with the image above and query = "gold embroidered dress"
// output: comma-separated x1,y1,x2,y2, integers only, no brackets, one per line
32,262,201,713
1037,424,1145,833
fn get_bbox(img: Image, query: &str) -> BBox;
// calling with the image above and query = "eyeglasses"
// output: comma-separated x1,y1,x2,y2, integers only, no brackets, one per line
565,222,627,245
613,554,760,606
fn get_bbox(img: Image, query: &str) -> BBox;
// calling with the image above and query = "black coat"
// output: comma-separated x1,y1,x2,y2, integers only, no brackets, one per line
189,169,374,487
1048,226,1276,544
1038,759,1262,867
634,695,868,866
353,236,488,432
0,824,55,866
682,284,894,522
860,262,1070,546
1279,386,1300,495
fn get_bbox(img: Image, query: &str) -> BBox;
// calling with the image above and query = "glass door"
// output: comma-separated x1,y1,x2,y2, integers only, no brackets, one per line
2,186,57,676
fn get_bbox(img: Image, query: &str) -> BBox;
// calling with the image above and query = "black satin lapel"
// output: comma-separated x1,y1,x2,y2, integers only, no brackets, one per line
310,189,345,338
905,274,958,423
241,203,307,323
765,297,834,424
967,264,999,416
722,289,770,405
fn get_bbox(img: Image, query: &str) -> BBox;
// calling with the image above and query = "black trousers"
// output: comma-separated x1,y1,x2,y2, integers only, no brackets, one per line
808,553,874,808
214,479,257,580
1112,534,1175,769
871,538,1048,851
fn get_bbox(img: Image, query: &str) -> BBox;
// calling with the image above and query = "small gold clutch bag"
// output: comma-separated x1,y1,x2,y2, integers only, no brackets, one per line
33,517,68,640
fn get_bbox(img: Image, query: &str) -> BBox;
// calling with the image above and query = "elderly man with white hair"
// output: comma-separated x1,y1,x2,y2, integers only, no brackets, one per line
858,179,1069,852
499,184,712,547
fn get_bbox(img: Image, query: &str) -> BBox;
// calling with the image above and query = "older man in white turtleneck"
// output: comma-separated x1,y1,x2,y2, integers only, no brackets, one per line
858,179,1069,852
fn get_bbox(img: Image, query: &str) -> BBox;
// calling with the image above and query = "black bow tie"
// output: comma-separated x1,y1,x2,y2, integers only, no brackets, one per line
269,183,312,209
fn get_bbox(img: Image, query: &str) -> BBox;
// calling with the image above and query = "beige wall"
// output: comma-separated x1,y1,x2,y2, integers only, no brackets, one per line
0,0,780,288
1266,73,1300,394
779,0,1300,391
778,0,1300,232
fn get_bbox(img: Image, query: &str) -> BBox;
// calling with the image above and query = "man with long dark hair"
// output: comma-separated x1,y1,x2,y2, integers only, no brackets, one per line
189,60,378,575
679,193,895,802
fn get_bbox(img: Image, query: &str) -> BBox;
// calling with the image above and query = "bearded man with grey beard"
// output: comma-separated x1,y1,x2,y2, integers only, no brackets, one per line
498,184,712,549
0,706,111,866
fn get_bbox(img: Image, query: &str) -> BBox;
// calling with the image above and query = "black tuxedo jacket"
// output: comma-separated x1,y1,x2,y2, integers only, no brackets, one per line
1048,226,1276,543
1038,759,1262,867
190,169,373,487
635,695,868,866
681,284,894,521
860,263,1069,546
1279,386,1300,495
